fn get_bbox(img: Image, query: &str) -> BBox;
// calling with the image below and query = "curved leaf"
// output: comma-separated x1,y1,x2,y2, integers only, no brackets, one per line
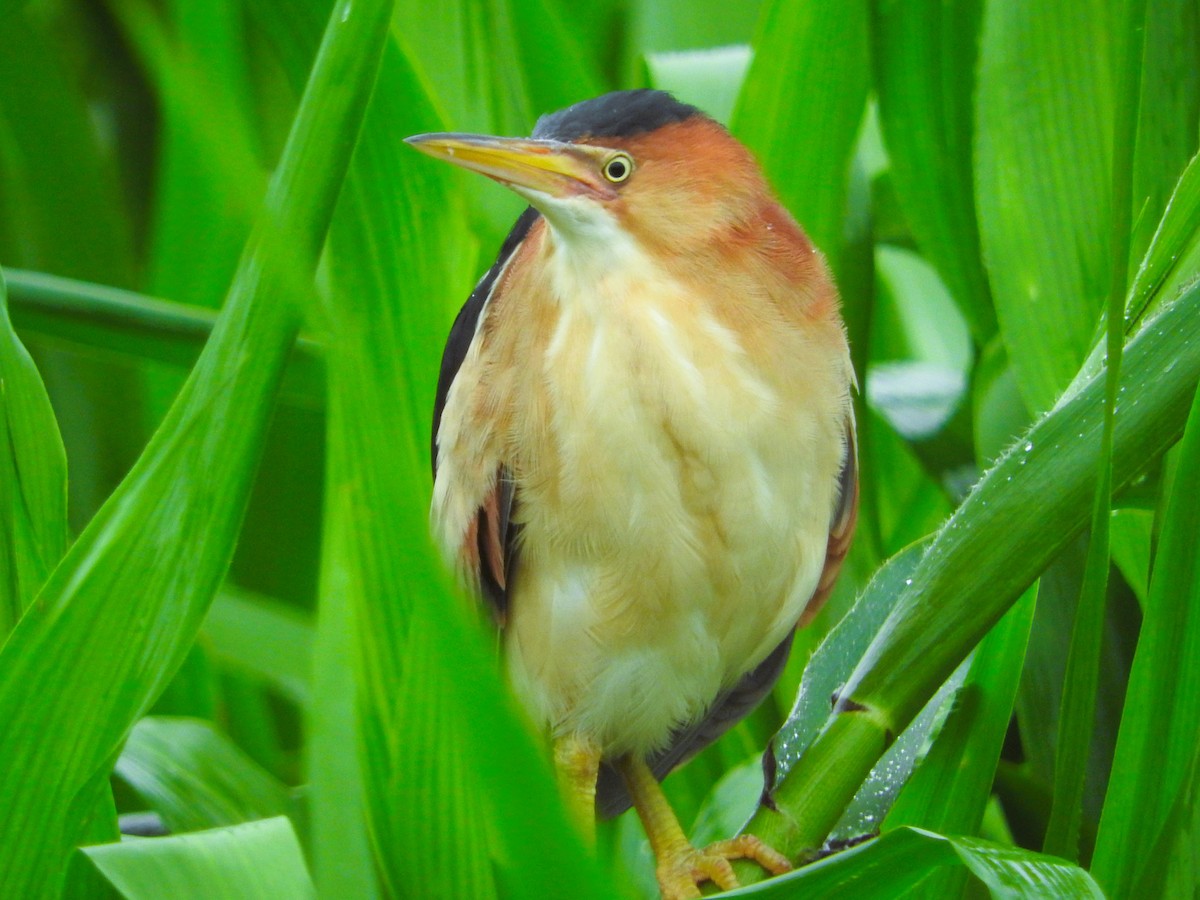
84,817,314,900
114,717,292,835
723,827,1102,899
0,0,392,892
0,266,67,636
740,281,1200,869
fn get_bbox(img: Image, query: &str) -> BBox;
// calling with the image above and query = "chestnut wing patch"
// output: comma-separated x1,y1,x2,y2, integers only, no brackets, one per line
462,468,517,621
432,208,539,621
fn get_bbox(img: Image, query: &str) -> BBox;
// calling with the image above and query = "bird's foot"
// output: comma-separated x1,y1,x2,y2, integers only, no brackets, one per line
654,834,792,900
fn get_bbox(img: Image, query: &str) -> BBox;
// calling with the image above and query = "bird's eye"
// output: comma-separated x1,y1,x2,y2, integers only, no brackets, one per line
603,154,633,183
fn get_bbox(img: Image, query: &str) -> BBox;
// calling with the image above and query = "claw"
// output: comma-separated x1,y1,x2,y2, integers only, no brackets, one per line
655,834,792,899
617,755,792,898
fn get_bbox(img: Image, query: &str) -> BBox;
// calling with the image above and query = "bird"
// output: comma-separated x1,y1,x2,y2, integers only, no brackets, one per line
409,89,857,900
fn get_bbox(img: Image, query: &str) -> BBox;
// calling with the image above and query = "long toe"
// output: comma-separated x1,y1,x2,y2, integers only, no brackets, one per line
654,835,792,899
705,834,792,877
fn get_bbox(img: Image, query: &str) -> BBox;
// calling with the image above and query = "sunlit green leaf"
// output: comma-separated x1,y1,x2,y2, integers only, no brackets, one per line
0,0,392,892
740,283,1200,870
724,827,1102,899
85,817,314,900
0,266,67,636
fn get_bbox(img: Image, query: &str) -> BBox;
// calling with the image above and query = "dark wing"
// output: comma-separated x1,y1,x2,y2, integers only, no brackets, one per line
595,414,859,818
431,207,540,619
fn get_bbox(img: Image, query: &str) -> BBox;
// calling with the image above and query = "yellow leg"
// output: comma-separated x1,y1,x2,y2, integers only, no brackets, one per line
554,733,602,846
617,755,791,900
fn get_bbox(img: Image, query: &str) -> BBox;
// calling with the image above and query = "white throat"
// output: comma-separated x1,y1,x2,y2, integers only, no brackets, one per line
523,192,655,315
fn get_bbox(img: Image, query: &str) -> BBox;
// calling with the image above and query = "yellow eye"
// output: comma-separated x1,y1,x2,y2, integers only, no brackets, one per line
603,154,633,183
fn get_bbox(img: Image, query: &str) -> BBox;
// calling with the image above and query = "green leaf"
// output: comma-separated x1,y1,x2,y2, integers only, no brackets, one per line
201,587,314,707
971,340,1031,467
1127,0,1200,273
740,280,1200,870
114,716,292,835
733,0,869,277
308,528,377,899
974,1,1114,413
1127,149,1200,327
1109,508,1153,605
84,817,315,900
871,246,972,373
762,540,968,849
883,589,1035,897
870,0,995,341
0,0,393,892
723,827,1103,899
768,542,928,784
1045,0,1145,858
645,46,752,126
830,657,967,843
867,246,972,443
4,268,324,409
0,9,136,286
1128,748,1200,900
625,0,762,71
505,0,604,119
1093,382,1200,896
689,759,764,849
0,266,67,636
130,0,264,309
317,26,612,897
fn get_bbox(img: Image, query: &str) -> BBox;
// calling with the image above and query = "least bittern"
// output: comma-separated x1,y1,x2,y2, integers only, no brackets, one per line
410,90,857,900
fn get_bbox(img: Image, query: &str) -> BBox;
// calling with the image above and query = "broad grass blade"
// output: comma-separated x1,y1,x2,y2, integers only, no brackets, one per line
740,283,1200,868
1127,0,1200,272
1092,382,1200,896
723,826,1102,899
84,817,315,900
0,0,393,892
646,46,752,125
0,267,67,636
202,588,314,707
975,2,1114,413
3,268,325,409
317,28,612,898
884,589,1035,897
733,0,869,278
870,0,994,342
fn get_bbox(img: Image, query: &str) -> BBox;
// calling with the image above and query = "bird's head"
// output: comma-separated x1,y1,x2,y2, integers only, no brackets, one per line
406,90,775,263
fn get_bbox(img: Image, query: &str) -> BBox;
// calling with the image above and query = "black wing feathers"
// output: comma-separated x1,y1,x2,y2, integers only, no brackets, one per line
431,206,541,474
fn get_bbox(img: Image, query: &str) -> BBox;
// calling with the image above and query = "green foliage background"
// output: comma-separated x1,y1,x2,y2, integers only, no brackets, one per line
0,0,1198,897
